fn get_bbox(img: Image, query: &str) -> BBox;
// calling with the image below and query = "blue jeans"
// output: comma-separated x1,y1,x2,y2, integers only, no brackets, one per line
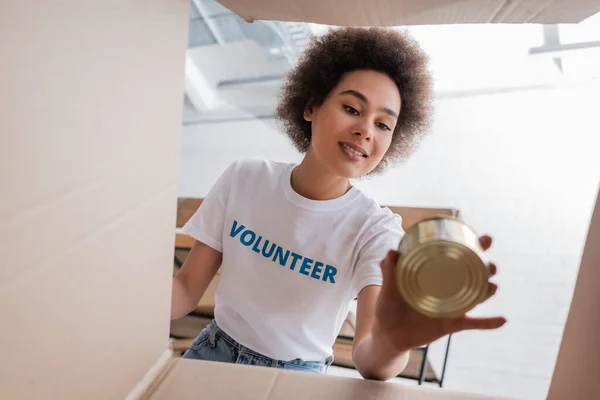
181,319,334,374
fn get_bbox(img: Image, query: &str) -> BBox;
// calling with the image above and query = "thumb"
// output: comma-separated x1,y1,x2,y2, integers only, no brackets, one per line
380,250,400,294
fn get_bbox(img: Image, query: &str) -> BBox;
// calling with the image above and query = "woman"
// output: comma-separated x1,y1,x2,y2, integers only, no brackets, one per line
170,26,505,380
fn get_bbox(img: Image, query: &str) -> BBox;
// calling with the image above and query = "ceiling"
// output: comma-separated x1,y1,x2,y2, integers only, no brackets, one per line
182,2,600,125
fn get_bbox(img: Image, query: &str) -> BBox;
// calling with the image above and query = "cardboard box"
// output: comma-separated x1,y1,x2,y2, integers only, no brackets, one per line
217,0,600,26
145,358,507,400
2,1,599,399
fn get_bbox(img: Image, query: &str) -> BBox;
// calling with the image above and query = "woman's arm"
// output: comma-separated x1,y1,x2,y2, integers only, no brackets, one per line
170,240,222,320
352,284,410,380
353,242,504,381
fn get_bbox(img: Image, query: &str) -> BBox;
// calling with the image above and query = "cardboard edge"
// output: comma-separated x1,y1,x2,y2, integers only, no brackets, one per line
263,368,281,400
125,348,175,400
546,185,600,399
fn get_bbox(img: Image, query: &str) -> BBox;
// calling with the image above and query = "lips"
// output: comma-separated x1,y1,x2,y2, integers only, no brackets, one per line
339,142,368,158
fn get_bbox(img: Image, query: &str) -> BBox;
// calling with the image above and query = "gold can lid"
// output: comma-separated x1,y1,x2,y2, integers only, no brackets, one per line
396,240,488,319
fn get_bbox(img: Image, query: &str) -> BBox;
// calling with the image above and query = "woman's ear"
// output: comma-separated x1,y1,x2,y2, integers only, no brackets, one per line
303,101,314,121
303,109,312,122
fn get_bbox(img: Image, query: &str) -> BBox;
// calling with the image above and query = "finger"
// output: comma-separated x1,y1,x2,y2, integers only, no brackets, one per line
479,235,493,251
445,316,506,334
488,262,497,277
458,316,507,331
484,282,498,301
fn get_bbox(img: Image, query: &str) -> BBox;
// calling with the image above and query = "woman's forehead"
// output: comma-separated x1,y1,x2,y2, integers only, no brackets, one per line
333,70,401,113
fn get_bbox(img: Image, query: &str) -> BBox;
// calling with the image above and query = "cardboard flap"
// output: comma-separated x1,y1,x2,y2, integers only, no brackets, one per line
547,186,600,399
216,0,600,26
0,1,189,399
148,358,509,399
148,359,281,399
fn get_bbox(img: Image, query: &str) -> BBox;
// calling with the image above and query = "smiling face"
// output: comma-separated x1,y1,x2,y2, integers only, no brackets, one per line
304,69,402,179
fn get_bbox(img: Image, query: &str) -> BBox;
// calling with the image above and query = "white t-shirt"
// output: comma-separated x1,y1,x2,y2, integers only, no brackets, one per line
181,158,404,361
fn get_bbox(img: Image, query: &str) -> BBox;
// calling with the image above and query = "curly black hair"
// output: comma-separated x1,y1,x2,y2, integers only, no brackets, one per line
274,26,433,175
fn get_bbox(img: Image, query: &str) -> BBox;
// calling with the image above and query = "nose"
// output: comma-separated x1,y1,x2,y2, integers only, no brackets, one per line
353,121,373,141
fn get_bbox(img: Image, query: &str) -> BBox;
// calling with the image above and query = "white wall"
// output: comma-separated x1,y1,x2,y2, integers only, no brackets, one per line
178,82,600,400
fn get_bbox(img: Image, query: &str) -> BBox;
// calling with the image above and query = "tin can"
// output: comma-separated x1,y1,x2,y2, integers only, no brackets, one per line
396,215,489,319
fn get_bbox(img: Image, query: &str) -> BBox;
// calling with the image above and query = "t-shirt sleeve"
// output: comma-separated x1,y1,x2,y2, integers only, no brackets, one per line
180,161,239,252
350,210,405,299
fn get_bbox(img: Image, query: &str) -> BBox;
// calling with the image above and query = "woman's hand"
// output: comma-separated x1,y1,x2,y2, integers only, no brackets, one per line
372,235,506,353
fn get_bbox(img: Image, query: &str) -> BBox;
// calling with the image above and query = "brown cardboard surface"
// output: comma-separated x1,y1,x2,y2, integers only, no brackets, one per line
148,358,508,400
547,186,600,399
217,0,600,26
0,1,189,399
149,359,279,399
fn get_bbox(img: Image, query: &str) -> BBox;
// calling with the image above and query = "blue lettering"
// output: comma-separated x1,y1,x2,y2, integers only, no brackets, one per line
299,257,313,276
261,240,276,258
251,236,263,253
231,221,335,284
240,230,256,246
229,220,245,238
322,265,337,284
289,252,302,271
273,246,290,266
311,261,324,279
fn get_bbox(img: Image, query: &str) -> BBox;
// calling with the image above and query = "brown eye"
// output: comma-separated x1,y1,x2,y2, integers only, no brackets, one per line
343,105,359,115
376,122,391,131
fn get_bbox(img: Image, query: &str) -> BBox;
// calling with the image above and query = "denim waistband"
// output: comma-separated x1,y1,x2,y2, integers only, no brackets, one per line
206,319,333,366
